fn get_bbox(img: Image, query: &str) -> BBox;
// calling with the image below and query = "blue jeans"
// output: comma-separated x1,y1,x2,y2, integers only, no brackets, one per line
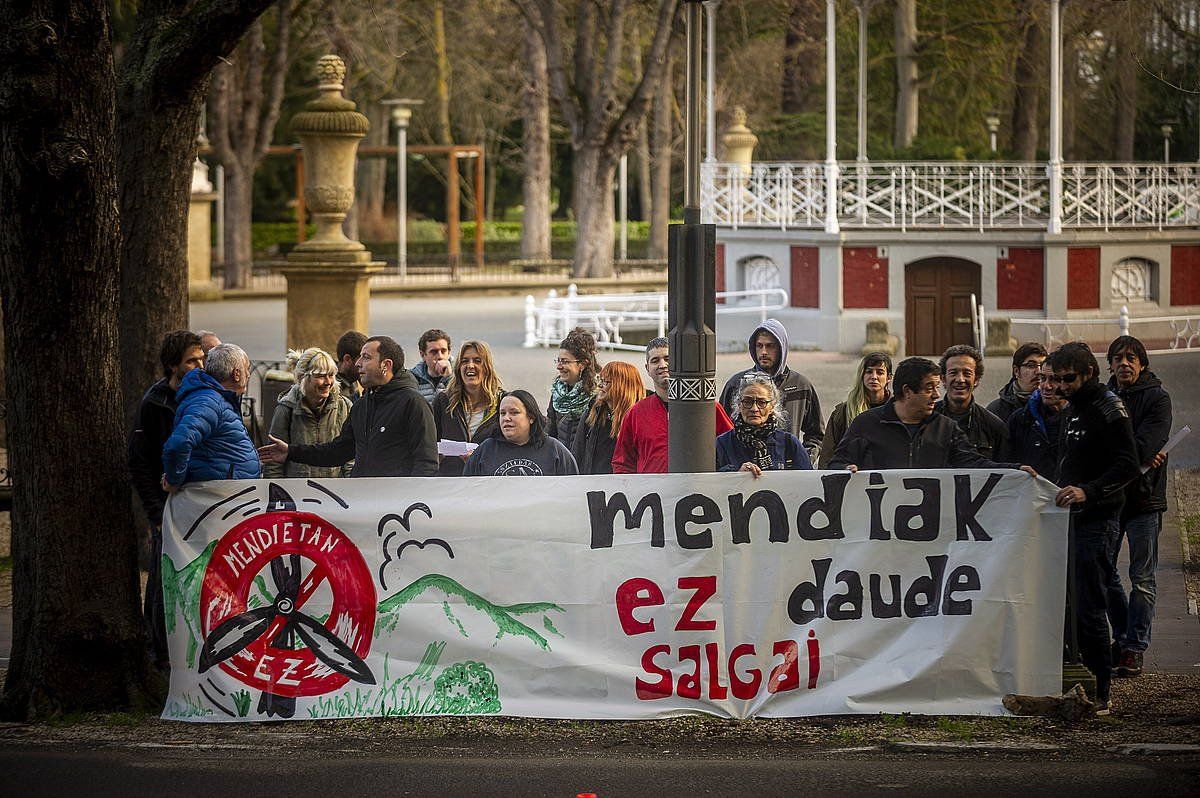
1105,511,1162,653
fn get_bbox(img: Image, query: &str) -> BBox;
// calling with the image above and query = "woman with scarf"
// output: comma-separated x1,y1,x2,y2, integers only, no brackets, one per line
817,351,893,469
547,327,599,446
432,339,505,476
571,361,644,474
717,374,812,475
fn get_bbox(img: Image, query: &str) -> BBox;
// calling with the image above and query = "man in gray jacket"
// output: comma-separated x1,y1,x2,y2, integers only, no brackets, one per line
719,319,822,462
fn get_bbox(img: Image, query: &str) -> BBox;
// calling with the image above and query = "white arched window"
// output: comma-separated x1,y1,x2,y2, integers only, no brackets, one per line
738,255,782,293
1111,258,1156,304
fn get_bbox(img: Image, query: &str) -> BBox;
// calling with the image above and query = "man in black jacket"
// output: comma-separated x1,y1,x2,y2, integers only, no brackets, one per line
935,344,1009,460
829,357,1035,474
259,335,437,477
988,342,1048,423
128,329,204,670
1102,336,1172,677
1005,360,1066,479
719,319,823,462
1046,342,1140,713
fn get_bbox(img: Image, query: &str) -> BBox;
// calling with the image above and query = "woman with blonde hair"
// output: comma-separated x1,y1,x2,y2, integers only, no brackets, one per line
817,351,893,468
264,347,353,478
571,360,643,474
432,339,505,476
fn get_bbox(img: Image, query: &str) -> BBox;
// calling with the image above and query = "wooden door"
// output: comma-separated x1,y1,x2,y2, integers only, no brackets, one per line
904,258,981,355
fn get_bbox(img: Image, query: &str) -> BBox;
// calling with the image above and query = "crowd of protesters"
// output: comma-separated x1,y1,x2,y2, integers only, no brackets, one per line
129,319,1174,711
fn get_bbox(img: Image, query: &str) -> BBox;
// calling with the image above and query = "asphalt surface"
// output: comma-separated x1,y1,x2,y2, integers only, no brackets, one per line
3,746,1199,797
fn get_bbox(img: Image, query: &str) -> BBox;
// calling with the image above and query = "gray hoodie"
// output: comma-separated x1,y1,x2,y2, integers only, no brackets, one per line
718,319,823,461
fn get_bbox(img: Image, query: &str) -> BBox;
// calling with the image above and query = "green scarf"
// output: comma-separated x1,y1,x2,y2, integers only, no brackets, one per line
550,377,594,417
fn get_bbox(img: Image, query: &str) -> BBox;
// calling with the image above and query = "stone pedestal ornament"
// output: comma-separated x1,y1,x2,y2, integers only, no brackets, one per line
188,158,220,300
721,107,758,175
281,55,382,355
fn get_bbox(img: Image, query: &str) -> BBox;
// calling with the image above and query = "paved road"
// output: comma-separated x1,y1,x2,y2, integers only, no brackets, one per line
2,746,1198,797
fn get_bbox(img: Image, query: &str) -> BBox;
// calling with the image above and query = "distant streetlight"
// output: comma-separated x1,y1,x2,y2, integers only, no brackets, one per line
985,111,1001,154
1160,121,1175,164
381,98,424,279
853,0,877,163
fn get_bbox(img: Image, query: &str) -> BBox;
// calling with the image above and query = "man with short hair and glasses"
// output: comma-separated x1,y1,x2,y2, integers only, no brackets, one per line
989,342,1048,423
1046,342,1140,714
1005,360,1065,479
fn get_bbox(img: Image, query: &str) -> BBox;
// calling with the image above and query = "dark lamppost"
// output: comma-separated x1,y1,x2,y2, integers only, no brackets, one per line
667,0,718,473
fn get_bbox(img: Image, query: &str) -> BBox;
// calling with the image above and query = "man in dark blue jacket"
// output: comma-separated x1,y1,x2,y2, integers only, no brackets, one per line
1005,361,1066,479
1103,336,1173,678
162,343,261,489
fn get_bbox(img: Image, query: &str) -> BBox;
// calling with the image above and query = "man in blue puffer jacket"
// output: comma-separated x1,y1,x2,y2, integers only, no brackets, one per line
162,343,261,488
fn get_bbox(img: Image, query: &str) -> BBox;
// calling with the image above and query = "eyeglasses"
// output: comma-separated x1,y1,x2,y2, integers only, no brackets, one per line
1044,373,1079,384
596,378,608,388
554,358,580,366
1018,360,1044,370
739,397,772,409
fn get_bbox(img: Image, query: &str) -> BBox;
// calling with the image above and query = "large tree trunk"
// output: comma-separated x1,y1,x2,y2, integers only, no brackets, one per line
1063,34,1078,160
648,51,673,261
433,0,453,146
780,0,823,114
521,17,551,260
571,145,618,278
221,164,255,287
635,118,652,223
1111,22,1138,160
893,0,919,150
0,0,159,718
1010,3,1043,161
354,103,389,242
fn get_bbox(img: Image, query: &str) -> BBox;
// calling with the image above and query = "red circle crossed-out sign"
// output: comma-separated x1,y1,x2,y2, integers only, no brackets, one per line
200,511,376,698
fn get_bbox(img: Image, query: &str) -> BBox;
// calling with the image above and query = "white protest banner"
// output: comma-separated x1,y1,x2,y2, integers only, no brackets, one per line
162,471,1067,722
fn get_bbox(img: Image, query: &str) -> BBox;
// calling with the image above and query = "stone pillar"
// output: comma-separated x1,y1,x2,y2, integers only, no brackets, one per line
721,106,758,174
188,159,220,300
281,55,382,356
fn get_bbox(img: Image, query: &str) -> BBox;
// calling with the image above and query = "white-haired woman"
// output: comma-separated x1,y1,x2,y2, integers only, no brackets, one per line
263,347,353,478
716,373,812,476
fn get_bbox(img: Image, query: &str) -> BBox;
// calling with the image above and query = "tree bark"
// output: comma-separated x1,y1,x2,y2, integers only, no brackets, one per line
572,146,619,279
433,0,453,147
893,0,919,150
780,0,823,115
635,118,652,223
648,49,673,260
1010,2,1043,161
1111,20,1139,160
1063,33,1078,161
0,0,159,718
221,166,255,286
117,0,278,422
521,16,551,260
354,102,389,242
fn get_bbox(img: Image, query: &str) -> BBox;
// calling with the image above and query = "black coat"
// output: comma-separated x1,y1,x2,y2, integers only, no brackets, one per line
548,401,587,448
432,392,502,476
1005,395,1063,481
829,400,1020,470
128,378,178,526
289,370,437,477
987,378,1028,424
935,399,1009,461
1108,371,1172,515
1056,380,1140,524
570,402,619,475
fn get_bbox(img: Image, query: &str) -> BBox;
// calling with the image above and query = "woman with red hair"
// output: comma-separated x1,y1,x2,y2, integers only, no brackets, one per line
571,360,644,474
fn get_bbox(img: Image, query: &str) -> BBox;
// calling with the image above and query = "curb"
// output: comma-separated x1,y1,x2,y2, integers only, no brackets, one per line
885,741,1065,754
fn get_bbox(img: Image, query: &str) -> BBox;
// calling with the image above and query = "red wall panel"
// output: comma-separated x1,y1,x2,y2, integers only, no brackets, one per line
1171,244,1200,306
715,243,726,304
789,246,820,308
843,247,889,309
996,247,1044,310
1067,247,1100,310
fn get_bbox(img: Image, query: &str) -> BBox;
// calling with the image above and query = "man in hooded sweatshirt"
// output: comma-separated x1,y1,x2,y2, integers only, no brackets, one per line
719,319,822,462
1102,336,1172,678
987,342,1047,423
259,335,438,477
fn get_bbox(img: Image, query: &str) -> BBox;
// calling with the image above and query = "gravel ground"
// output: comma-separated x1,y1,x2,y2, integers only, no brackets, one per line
1173,469,1200,609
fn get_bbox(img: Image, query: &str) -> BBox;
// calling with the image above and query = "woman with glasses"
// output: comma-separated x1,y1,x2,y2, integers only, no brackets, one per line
817,352,893,469
717,373,812,475
571,361,643,474
432,339,505,476
547,327,599,446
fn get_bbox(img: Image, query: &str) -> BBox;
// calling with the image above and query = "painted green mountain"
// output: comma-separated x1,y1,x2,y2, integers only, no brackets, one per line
376,574,564,651
161,541,217,668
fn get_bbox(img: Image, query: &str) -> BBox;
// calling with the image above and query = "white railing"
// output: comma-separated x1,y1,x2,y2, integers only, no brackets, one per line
523,284,789,352
1009,305,1200,354
702,161,1200,231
